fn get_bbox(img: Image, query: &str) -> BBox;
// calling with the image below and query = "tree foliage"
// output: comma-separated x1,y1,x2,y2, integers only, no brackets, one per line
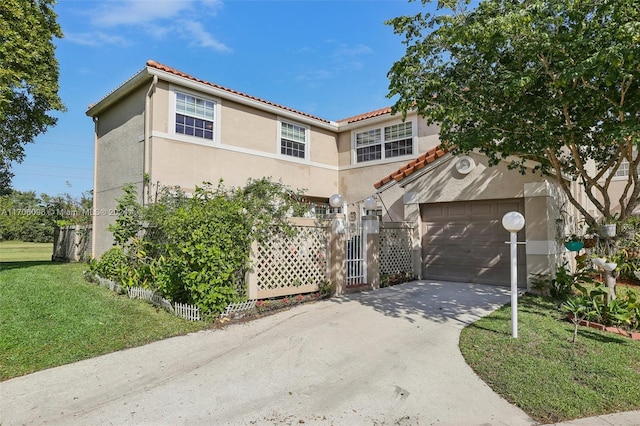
387,0,640,224
0,189,92,242
0,0,65,191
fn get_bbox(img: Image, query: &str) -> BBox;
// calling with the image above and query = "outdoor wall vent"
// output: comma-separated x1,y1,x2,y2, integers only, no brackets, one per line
455,155,475,175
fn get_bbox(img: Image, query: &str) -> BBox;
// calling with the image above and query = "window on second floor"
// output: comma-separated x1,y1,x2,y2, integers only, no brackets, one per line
279,120,308,159
610,156,639,179
175,92,215,140
355,121,414,163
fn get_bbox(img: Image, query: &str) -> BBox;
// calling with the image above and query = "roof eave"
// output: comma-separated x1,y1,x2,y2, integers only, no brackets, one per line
86,68,152,117
147,67,339,131
398,152,454,189
338,110,418,132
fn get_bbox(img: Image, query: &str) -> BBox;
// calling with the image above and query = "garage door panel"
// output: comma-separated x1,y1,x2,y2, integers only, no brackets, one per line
421,199,526,287
447,204,468,216
497,201,523,215
470,202,493,216
423,204,445,218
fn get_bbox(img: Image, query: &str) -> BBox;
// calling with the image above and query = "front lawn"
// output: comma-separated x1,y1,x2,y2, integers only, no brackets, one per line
460,295,640,424
0,252,205,381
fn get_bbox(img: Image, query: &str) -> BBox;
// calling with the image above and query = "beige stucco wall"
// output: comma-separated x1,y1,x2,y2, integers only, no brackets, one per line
92,84,147,257
144,81,340,199
149,137,339,197
600,178,639,215
150,82,340,167
402,153,548,204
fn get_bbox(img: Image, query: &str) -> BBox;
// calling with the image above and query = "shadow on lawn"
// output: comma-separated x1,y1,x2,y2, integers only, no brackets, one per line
329,280,513,326
0,260,58,272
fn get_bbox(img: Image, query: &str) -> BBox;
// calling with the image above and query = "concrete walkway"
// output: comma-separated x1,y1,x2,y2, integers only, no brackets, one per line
0,281,636,425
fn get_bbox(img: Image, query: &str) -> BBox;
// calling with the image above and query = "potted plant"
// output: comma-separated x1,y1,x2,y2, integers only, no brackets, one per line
582,233,598,249
564,234,584,252
600,216,618,238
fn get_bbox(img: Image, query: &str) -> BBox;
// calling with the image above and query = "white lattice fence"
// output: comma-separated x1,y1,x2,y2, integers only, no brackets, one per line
380,224,414,275
251,221,329,299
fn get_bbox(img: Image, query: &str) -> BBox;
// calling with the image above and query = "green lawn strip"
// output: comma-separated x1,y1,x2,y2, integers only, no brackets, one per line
0,241,53,262
0,262,204,381
460,295,640,424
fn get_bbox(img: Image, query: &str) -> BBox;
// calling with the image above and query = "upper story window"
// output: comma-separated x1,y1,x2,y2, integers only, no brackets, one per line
279,120,308,159
610,152,639,179
614,160,630,178
355,121,413,163
175,92,215,140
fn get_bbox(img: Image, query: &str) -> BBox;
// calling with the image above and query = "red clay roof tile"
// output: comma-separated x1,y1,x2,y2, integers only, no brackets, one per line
337,106,393,124
373,144,450,189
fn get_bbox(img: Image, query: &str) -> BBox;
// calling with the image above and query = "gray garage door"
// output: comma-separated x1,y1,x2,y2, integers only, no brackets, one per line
421,199,526,287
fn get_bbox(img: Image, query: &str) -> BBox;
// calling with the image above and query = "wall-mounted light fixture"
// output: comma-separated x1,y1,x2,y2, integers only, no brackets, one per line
455,155,476,175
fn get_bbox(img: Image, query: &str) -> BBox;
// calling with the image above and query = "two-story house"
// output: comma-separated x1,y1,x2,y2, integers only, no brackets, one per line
87,59,572,288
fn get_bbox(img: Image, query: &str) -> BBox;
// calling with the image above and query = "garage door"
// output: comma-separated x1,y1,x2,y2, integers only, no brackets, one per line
421,199,526,287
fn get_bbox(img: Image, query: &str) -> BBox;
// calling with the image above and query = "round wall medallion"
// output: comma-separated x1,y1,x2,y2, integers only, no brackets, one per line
455,155,475,174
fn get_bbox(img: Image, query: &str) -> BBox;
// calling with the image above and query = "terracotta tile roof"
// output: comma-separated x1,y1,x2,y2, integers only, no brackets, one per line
373,145,450,189
338,106,393,124
146,60,331,124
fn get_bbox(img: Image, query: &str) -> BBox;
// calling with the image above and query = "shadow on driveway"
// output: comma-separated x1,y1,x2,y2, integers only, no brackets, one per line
329,279,514,327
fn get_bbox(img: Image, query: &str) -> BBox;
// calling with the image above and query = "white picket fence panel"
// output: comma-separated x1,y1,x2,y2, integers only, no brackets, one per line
175,302,201,321
128,287,174,312
93,275,200,321
220,300,256,318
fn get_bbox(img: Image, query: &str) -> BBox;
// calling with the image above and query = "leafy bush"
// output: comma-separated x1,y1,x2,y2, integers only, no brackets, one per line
88,246,130,288
150,185,252,313
92,178,305,315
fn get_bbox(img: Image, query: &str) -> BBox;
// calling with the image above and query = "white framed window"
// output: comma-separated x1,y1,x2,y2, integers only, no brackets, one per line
172,90,218,142
611,157,639,179
279,119,308,160
354,121,414,163
614,159,630,178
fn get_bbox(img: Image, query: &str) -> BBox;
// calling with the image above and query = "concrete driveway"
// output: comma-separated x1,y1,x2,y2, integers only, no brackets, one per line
0,280,536,425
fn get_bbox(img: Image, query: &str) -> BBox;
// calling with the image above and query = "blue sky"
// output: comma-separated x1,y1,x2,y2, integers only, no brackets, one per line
11,0,434,199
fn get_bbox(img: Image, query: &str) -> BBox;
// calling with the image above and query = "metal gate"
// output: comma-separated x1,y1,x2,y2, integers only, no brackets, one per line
346,225,365,287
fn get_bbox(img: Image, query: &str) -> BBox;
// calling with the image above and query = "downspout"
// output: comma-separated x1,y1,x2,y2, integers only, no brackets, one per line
91,116,99,258
143,75,158,205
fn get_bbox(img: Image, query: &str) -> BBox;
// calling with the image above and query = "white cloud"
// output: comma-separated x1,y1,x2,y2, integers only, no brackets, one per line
64,31,130,47
178,21,231,52
296,69,334,82
291,42,373,86
90,0,196,27
72,0,228,52
333,43,374,57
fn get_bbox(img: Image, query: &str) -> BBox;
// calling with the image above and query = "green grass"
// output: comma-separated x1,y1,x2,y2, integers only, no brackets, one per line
460,295,640,424
0,245,205,381
0,241,53,262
